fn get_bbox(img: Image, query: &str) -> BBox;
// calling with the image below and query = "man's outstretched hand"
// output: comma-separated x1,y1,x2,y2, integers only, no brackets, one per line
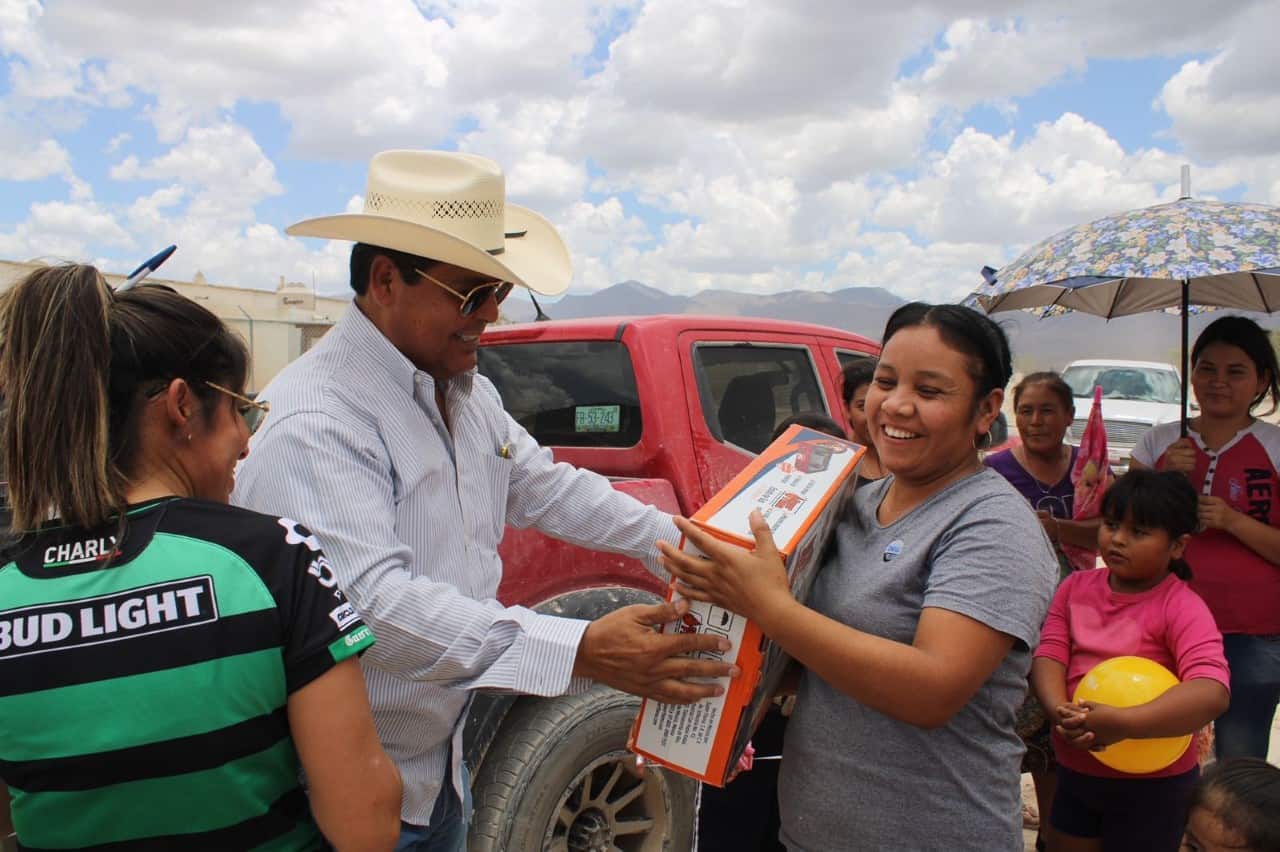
573,599,740,704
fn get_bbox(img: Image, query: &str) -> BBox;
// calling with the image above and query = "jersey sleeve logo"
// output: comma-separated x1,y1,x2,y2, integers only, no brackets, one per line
307,554,347,601
278,517,322,552
329,602,362,630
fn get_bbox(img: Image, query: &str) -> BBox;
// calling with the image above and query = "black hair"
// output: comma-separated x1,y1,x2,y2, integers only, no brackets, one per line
1191,315,1280,416
771,412,847,442
881,302,1012,444
1100,469,1198,581
0,264,248,530
1189,757,1280,852
883,303,1012,400
841,358,878,406
1013,371,1074,413
349,242,427,296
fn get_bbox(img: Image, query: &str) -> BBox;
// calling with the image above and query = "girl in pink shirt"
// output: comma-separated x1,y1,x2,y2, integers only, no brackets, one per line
1033,469,1231,852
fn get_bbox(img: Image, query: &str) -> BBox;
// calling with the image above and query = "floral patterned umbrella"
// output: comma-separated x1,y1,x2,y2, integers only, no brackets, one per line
968,199,1280,316
965,197,1280,431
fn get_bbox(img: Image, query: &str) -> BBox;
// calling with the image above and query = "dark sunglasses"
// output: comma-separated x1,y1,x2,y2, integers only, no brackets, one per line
416,268,514,317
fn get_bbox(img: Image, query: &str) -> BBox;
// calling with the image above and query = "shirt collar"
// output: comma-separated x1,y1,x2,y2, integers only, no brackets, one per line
338,302,476,399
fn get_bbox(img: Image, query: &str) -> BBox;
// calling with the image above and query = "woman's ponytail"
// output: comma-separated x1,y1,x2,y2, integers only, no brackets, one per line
1,264,119,530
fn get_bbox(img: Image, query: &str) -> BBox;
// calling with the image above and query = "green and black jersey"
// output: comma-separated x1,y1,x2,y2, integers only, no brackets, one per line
0,497,375,851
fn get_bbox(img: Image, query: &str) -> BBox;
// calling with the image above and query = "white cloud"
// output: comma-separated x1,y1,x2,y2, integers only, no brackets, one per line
0,135,70,181
1,0,83,101
104,131,130,154
1156,3,1280,161
1055,0,1268,59
432,0,609,100
834,231,1000,303
918,18,1085,109
873,115,1191,247
110,123,283,221
753,89,935,190
3,0,1279,307
0,114,347,291
605,0,934,120
19,0,625,159
125,184,186,234
556,196,652,290
0,199,132,260
0,101,79,186
455,98,590,215
28,1,453,150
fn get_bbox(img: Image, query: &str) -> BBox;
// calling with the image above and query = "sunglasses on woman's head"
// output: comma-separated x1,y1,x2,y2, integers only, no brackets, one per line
415,268,514,317
205,382,270,435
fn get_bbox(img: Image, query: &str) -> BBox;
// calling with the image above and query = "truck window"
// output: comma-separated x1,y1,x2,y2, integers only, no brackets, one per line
836,349,874,369
477,341,642,447
693,344,826,454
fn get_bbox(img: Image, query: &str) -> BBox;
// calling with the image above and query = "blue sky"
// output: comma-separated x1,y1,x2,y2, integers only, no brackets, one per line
2,1,1277,301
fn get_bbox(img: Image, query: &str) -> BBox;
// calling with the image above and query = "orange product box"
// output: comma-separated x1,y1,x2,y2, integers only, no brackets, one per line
627,424,865,786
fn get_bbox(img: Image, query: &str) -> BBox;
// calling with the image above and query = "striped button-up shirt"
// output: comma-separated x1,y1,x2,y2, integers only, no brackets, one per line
232,304,678,824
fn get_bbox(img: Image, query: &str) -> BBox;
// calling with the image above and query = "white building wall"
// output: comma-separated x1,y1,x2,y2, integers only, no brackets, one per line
0,260,350,392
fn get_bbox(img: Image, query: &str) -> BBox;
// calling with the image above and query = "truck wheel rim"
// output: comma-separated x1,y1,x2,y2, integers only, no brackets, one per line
544,750,672,852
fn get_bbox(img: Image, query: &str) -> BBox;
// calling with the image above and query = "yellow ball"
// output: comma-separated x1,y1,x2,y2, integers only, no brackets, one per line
1072,656,1193,774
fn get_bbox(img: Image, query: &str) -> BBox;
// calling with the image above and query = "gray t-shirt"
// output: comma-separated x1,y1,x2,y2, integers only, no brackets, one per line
778,468,1056,852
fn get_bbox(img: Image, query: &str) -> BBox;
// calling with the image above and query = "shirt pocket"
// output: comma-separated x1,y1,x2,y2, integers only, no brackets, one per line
468,452,512,548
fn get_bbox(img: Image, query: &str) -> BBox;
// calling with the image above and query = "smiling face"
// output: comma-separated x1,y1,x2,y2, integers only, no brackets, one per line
865,325,1002,489
1192,341,1269,421
172,386,250,504
1098,512,1187,593
1014,381,1073,457
361,255,504,383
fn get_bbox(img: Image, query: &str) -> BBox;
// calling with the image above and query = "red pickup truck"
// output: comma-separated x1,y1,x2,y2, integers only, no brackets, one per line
465,314,879,851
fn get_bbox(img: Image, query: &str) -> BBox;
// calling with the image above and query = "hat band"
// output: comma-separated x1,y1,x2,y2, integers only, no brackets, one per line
364,191,508,252
364,192,504,223
488,229,528,255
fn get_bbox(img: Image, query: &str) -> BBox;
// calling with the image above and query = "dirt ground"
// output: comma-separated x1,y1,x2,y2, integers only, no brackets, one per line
1020,709,1280,850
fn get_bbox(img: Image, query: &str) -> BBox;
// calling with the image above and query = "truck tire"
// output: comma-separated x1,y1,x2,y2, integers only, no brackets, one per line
469,685,697,852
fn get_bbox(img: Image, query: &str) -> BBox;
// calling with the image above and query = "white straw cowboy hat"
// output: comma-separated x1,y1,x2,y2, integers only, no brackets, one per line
287,150,571,296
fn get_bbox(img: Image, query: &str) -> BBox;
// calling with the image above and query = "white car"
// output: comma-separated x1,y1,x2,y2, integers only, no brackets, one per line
1059,359,1197,471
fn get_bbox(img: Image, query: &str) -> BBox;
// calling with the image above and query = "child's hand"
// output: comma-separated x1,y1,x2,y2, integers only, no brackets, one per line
1075,701,1133,749
1054,703,1096,750
1052,702,1085,726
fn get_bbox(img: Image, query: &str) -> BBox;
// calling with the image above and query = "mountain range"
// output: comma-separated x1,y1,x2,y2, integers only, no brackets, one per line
500,280,1276,372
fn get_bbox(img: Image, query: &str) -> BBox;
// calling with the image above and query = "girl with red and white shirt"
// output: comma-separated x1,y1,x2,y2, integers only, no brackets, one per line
1132,315,1280,761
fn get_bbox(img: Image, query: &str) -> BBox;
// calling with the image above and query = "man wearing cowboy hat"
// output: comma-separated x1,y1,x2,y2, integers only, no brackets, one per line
232,150,735,850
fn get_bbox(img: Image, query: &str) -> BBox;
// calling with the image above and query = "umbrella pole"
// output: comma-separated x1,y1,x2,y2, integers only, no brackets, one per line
1181,279,1190,437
